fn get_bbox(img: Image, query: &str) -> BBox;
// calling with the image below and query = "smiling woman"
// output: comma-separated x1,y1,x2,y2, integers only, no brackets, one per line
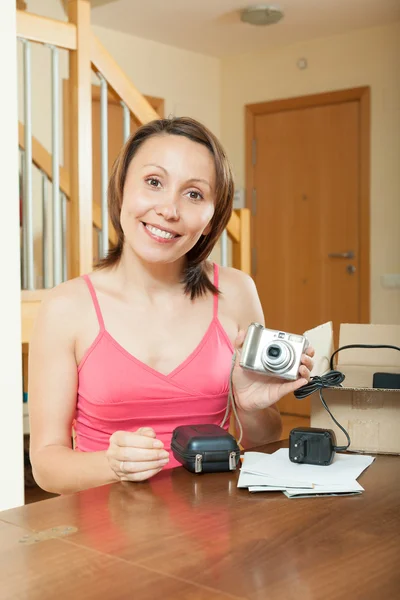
28,116,313,495
98,117,234,298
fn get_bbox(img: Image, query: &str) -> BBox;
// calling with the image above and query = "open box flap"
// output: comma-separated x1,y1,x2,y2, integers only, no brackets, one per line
303,321,334,377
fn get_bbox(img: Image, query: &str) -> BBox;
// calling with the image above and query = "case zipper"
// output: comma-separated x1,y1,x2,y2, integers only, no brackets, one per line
195,454,203,473
229,451,237,471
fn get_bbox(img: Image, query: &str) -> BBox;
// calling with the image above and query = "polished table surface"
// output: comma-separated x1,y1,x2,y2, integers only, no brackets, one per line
1,441,399,600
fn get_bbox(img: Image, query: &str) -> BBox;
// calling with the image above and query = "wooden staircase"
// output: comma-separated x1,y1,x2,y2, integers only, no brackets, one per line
17,2,251,346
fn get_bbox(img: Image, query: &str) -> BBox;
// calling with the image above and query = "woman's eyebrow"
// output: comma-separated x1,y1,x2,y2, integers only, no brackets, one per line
186,178,211,190
143,164,211,190
143,163,168,174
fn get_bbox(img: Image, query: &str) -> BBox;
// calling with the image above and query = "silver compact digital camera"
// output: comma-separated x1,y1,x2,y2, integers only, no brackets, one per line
239,323,309,381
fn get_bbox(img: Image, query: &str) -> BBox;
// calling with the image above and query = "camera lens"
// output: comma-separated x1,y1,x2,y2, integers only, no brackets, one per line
262,340,294,374
267,345,281,359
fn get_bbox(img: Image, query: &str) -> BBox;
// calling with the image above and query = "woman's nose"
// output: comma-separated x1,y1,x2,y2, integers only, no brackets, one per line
154,196,179,220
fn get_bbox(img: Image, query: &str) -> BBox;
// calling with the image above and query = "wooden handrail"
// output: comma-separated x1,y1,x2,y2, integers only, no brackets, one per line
92,203,117,246
91,33,159,125
21,290,49,302
18,122,112,242
16,10,77,50
21,290,49,344
18,122,70,197
227,211,240,243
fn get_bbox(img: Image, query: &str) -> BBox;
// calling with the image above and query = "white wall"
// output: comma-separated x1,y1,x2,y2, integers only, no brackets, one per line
221,22,400,324
0,2,24,511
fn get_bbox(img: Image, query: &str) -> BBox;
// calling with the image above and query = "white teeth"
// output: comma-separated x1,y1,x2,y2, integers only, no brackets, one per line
145,224,175,239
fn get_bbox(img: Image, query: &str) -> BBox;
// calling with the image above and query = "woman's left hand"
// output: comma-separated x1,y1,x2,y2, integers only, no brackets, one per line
232,330,315,413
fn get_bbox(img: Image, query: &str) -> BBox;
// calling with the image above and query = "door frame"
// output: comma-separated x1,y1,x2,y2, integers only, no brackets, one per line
245,86,370,323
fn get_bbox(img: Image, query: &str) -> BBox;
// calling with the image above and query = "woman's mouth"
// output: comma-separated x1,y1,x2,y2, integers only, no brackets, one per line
141,222,181,243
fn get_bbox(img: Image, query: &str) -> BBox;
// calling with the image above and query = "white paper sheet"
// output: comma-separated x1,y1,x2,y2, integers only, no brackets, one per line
238,470,314,489
248,486,289,492
239,452,314,488
245,448,375,486
283,480,364,497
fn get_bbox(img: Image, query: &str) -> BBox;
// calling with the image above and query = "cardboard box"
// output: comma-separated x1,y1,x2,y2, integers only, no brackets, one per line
304,322,400,455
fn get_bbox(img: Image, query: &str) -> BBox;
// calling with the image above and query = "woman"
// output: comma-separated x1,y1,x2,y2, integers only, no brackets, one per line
29,117,314,494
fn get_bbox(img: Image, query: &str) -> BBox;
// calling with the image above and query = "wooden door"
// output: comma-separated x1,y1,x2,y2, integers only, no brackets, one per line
246,89,370,415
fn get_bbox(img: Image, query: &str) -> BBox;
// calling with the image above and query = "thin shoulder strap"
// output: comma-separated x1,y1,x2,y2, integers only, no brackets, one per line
82,274,105,331
213,262,219,319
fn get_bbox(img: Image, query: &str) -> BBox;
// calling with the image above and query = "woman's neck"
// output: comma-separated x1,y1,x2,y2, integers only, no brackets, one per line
113,246,185,297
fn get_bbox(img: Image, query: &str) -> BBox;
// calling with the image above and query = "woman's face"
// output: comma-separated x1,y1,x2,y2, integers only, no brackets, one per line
120,134,216,265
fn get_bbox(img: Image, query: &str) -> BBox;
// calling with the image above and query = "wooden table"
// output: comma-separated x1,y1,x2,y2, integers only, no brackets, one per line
1,441,399,600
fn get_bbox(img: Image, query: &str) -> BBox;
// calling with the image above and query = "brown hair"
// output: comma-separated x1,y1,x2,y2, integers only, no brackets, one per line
96,116,234,299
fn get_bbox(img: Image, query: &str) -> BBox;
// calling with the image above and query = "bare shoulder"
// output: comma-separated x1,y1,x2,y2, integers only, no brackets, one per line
217,266,264,327
218,266,257,299
33,276,92,341
39,276,89,314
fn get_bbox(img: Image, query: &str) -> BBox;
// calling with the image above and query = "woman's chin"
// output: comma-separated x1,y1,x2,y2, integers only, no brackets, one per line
125,245,185,266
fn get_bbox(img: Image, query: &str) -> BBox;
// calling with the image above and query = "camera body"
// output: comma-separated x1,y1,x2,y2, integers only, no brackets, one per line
239,323,309,381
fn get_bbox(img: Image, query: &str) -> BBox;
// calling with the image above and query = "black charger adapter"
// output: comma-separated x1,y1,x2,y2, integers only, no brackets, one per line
289,427,337,466
373,372,400,390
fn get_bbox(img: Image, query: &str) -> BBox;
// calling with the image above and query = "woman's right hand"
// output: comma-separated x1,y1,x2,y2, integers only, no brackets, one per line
106,427,170,482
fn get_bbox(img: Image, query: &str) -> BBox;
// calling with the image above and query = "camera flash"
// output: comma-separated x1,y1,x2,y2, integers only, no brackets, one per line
289,334,303,343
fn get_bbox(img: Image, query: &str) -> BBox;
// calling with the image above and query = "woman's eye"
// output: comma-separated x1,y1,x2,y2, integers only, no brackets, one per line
187,190,203,201
146,178,161,188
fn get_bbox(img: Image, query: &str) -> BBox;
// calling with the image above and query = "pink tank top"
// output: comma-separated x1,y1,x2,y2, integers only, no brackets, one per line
75,264,234,468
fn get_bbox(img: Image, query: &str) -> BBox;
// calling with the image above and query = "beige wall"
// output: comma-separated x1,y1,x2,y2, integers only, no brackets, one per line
24,0,220,150
0,0,24,510
221,22,400,324
94,25,220,137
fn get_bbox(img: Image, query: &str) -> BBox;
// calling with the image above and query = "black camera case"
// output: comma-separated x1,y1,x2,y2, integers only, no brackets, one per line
171,424,240,474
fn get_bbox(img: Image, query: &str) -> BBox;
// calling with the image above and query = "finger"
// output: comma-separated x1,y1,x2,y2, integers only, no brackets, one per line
116,447,169,463
306,345,315,358
120,467,164,483
301,354,314,371
299,364,311,381
136,429,164,448
136,427,157,438
111,431,164,450
280,377,309,397
119,457,170,474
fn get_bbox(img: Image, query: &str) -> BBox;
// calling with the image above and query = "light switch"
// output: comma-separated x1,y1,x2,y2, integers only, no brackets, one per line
233,188,245,209
380,274,400,289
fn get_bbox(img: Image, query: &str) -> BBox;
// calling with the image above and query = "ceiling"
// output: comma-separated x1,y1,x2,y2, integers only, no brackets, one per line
88,0,400,57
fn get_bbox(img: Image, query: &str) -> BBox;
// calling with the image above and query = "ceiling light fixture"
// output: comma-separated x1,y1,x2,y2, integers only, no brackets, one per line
241,4,284,26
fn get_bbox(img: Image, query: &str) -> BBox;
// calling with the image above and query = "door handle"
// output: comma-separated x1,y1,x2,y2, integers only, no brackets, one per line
328,251,355,259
